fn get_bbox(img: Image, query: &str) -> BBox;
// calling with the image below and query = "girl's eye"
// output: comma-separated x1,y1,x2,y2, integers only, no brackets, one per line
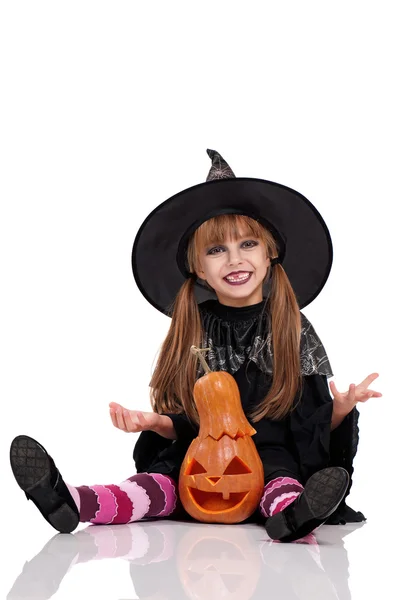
207,246,223,255
207,240,258,255
242,240,258,248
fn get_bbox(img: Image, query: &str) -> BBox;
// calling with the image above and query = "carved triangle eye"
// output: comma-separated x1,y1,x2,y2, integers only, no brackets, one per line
186,459,207,475
223,456,252,475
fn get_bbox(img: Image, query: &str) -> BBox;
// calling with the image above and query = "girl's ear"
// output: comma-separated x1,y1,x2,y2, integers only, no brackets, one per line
195,261,205,278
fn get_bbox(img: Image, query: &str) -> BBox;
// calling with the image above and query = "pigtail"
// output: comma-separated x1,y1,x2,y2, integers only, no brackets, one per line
249,263,303,422
149,276,202,425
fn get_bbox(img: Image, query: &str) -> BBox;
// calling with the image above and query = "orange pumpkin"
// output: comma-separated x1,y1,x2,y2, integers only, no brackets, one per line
179,346,264,524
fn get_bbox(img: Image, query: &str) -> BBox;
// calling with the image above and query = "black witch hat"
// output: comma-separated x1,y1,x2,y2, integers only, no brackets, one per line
132,149,333,315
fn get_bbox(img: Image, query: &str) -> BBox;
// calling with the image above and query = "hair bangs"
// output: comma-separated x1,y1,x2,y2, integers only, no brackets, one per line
194,214,265,254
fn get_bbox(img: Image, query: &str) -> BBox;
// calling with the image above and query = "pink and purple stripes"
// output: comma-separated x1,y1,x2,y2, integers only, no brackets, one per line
69,473,303,525
70,473,178,525
260,476,304,518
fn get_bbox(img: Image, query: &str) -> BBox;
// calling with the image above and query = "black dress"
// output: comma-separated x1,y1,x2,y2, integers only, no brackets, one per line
133,299,365,524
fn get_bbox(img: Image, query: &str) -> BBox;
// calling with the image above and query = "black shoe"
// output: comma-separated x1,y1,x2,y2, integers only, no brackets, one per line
264,467,350,543
10,435,79,533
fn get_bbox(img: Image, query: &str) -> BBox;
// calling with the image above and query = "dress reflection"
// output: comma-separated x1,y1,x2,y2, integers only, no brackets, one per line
7,521,364,600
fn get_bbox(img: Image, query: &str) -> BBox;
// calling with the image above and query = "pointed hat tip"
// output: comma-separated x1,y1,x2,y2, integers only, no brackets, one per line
205,148,236,181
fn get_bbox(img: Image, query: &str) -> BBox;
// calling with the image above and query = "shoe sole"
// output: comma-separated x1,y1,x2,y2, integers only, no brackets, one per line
305,467,349,517
10,435,79,533
265,467,350,541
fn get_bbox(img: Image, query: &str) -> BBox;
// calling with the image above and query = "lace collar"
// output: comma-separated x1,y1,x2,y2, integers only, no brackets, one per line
198,299,333,378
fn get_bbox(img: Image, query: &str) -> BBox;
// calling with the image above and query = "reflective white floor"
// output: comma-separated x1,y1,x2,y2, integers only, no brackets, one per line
3,516,394,600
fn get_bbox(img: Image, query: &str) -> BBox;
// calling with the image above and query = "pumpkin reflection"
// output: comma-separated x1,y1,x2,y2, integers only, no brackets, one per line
177,525,261,600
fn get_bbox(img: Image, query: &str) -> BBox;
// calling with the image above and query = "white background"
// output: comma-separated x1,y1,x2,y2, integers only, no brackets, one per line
0,1,396,598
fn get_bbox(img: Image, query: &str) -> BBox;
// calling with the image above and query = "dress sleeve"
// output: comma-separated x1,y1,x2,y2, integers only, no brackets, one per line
133,430,171,473
162,412,199,443
133,413,198,475
289,374,334,481
290,374,365,523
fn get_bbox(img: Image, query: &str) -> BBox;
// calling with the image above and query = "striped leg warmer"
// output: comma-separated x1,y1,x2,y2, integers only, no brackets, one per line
259,476,304,518
66,473,178,524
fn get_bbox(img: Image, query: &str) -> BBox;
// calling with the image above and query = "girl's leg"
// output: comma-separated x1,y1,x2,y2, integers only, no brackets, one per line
10,435,178,534
259,476,304,518
259,476,317,544
260,467,350,543
67,473,178,525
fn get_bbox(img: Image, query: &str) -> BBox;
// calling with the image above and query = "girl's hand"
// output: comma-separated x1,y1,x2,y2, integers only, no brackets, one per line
329,373,382,419
109,402,161,433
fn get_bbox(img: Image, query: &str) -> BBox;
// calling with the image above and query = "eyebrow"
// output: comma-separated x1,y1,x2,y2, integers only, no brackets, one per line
204,237,258,253
206,235,257,246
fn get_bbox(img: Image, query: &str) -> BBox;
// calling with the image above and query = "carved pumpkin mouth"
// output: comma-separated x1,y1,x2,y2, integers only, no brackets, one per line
188,488,249,512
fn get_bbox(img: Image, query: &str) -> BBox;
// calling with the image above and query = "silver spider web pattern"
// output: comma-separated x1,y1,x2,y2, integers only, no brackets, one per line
196,311,333,379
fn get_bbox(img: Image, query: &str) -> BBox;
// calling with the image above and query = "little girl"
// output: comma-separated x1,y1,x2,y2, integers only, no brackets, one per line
10,149,381,543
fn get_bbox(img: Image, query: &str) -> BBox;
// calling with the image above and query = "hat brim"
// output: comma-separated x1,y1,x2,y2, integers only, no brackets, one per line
132,178,333,315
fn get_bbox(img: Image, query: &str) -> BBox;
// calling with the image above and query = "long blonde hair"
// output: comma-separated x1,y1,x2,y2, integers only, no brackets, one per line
149,214,303,424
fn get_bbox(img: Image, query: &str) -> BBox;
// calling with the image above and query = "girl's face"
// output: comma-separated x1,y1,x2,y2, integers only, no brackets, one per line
196,233,270,307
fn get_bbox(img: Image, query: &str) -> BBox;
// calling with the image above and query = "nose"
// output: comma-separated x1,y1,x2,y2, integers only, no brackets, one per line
227,246,244,265
207,477,221,485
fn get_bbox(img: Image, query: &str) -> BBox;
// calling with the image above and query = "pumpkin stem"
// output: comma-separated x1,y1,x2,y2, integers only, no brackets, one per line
190,345,212,374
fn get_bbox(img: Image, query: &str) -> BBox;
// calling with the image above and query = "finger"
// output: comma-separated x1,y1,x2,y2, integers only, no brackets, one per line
358,389,383,402
121,409,131,430
329,381,343,399
123,409,140,433
115,409,127,432
127,411,148,432
109,408,119,428
358,394,373,403
358,373,379,388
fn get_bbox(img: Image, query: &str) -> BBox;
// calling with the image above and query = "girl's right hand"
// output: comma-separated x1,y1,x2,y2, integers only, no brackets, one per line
109,402,161,433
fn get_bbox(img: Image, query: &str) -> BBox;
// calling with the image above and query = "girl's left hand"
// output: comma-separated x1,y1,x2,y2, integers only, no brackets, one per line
329,372,382,418
109,402,161,433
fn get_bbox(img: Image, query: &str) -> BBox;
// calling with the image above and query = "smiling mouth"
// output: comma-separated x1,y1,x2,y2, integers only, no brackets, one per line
223,272,252,286
188,488,249,512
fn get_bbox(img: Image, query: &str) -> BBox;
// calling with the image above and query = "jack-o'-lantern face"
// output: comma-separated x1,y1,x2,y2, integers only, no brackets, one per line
179,434,264,523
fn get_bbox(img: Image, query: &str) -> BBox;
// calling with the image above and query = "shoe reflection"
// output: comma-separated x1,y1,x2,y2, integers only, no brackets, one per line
7,520,364,600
